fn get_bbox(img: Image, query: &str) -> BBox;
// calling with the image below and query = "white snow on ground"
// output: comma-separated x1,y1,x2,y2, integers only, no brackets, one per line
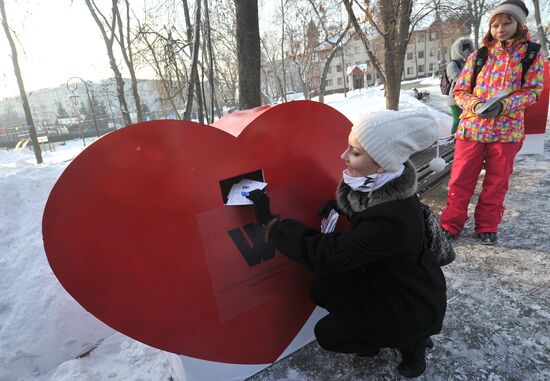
0,87,547,381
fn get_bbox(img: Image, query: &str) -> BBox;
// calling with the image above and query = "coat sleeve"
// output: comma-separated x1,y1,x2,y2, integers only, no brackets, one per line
268,215,414,275
446,61,461,82
452,52,483,112
500,51,545,115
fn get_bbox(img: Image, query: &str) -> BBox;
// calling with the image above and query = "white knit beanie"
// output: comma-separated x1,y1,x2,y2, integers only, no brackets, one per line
489,0,528,25
351,109,439,172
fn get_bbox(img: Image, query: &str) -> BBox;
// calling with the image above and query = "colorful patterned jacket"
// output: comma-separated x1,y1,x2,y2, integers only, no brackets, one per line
452,38,544,142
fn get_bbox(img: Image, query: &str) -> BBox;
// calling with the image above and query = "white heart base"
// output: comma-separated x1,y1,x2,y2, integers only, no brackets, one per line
179,307,328,381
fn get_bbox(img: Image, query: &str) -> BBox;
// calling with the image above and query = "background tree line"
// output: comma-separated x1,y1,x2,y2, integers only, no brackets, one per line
2,0,549,163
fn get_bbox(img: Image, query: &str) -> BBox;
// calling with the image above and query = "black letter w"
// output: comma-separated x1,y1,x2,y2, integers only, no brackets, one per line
228,223,275,267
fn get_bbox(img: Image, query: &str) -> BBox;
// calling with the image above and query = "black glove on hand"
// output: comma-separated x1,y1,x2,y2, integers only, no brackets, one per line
317,199,338,218
246,189,275,225
476,101,503,119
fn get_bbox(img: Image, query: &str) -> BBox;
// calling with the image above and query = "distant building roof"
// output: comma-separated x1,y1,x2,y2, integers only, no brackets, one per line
346,64,368,75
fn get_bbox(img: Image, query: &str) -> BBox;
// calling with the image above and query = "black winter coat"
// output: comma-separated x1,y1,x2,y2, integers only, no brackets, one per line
268,161,447,348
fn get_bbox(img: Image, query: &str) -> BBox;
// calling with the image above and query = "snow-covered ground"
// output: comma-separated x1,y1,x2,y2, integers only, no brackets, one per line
1,81,548,381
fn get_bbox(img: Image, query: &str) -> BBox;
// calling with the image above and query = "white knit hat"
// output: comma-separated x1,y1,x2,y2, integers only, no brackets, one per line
489,0,528,25
351,109,439,172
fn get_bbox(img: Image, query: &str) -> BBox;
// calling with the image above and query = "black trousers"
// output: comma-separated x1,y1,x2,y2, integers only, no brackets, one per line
314,314,379,354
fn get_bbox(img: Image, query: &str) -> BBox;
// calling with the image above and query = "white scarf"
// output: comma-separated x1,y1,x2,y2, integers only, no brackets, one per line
343,165,405,193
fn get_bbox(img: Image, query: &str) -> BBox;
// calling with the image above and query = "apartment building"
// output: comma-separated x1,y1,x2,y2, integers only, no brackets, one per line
0,79,170,128
313,16,471,95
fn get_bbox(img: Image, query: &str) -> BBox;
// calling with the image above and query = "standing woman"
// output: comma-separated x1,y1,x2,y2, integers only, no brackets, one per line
246,109,447,378
440,0,544,244
447,37,474,135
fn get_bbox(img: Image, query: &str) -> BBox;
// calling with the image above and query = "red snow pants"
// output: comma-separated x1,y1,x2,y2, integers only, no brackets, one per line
440,139,523,236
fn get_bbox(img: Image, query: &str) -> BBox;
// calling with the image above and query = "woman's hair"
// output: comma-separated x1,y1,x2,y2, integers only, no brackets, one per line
481,13,528,46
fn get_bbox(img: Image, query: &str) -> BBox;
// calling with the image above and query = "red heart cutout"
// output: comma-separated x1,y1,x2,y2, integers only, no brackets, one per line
43,100,352,364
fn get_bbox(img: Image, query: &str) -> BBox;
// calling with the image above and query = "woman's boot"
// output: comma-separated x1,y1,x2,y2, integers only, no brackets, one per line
397,337,429,378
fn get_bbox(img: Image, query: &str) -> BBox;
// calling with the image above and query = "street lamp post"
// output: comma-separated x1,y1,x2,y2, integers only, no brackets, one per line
68,91,85,146
66,77,100,138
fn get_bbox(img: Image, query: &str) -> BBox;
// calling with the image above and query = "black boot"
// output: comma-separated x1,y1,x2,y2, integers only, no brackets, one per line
478,232,497,245
397,338,428,378
426,337,434,350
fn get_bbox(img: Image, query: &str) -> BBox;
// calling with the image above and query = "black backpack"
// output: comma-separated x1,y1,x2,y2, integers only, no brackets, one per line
471,41,541,91
440,60,463,95
419,199,455,267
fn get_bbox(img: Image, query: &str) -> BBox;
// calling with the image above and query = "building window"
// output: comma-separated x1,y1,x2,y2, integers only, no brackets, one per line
429,49,434,57
407,52,413,60
418,64,425,73
355,46,361,54
430,31,437,40
337,77,343,85
327,79,333,86
327,67,332,74
407,67,413,75
418,33,425,42
354,34,360,41
429,63,434,71
418,51,424,59
336,65,342,72
367,74,372,81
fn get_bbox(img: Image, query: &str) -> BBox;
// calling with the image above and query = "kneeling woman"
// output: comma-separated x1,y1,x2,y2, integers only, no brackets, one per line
247,110,447,378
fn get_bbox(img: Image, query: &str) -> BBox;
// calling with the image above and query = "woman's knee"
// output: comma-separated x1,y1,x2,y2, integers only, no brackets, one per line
313,317,331,349
314,315,348,351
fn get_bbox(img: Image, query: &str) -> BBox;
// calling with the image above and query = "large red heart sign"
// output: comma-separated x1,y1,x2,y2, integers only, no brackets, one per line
42,100,352,366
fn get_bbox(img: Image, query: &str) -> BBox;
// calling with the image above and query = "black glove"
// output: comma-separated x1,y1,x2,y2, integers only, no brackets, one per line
245,189,275,225
317,199,338,218
475,101,503,119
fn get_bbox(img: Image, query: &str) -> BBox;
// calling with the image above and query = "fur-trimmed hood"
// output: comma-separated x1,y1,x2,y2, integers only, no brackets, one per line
336,160,418,216
451,37,474,61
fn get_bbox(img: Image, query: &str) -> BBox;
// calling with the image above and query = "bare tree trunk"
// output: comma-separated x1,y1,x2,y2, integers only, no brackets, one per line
424,31,427,76
260,37,284,102
319,24,350,103
234,0,261,109
204,0,216,121
434,1,445,70
301,75,310,100
351,0,413,110
414,38,419,79
340,47,347,97
382,0,413,110
85,0,132,126
0,0,42,164
184,0,201,119
136,25,181,119
114,0,143,122
466,0,499,49
182,0,201,114
195,60,205,124
280,0,287,101
343,0,386,83
199,59,208,123
211,56,224,118
182,0,205,121
532,0,549,57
